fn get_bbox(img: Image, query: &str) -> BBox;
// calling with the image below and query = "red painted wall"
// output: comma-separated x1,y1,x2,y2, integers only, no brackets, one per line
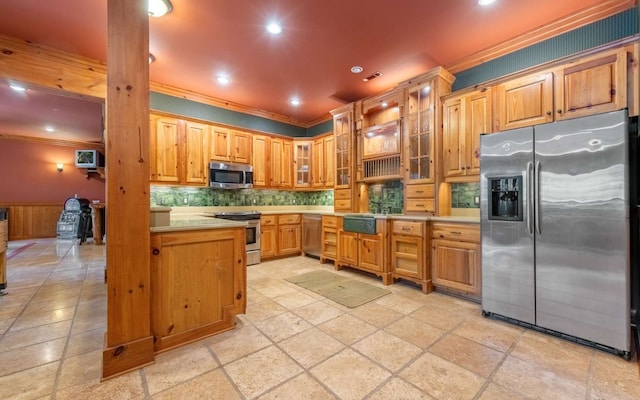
0,138,105,203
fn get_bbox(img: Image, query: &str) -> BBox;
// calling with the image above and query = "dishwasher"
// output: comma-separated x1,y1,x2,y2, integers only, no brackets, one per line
302,214,322,258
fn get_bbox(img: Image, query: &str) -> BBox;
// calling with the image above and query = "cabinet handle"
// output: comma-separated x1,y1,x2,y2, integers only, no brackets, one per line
546,111,552,116
449,231,462,235
415,190,424,194
557,109,563,114
152,248,160,255
402,227,411,232
236,292,242,300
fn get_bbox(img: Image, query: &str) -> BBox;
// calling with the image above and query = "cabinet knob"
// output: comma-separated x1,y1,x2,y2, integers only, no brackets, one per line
546,111,552,116
236,292,242,300
557,109,563,114
152,248,160,255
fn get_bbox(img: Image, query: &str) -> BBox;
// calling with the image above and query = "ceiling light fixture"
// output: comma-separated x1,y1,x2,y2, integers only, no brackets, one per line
478,0,496,6
9,84,26,92
289,98,301,106
266,22,282,35
216,76,230,85
45,126,55,132
350,66,363,74
149,53,155,64
149,0,172,17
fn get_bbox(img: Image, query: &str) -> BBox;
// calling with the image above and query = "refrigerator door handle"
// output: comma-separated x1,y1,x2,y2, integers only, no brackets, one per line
527,162,534,234
534,161,542,234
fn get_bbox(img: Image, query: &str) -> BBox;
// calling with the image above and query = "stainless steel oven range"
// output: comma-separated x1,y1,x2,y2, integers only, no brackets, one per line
213,211,261,266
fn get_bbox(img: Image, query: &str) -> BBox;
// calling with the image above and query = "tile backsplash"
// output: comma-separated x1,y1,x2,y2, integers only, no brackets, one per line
368,181,404,214
451,182,480,209
151,186,334,207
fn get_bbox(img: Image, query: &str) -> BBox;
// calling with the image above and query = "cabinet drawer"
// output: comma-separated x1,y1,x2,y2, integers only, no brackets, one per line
334,199,352,210
261,215,276,226
406,184,434,198
334,189,352,200
392,220,424,237
322,216,338,228
405,199,435,213
432,223,480,243
278,214,301,225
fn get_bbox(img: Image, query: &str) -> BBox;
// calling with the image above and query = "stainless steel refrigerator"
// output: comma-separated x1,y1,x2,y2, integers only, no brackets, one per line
480,109,632,357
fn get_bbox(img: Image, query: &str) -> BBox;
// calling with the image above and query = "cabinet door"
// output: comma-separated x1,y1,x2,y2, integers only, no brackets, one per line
312,138,325,188
432,239,480,294
323,135,335,187
333,110,353,189
442,96,465,178
466,90,492,175
278,224,301,255
184,121,208,184
280,139,293,188
359,233,383,272
231,130,252,163
252,135,270,187
153,117,182,183
496,72,553,131
210,127,231,161
294,141,312,188
338,230,358,265
321,227,337,259
554,48,627,120
391,235,423,279
405,81,435,183
261,224,277,258
270,138,283,186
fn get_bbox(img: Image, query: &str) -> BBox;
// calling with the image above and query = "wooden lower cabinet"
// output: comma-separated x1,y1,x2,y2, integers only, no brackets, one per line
261,214,302,259
336,218,391,285
150,227,246,353
431,222,481,297
320,216,338,263
390,220,432,293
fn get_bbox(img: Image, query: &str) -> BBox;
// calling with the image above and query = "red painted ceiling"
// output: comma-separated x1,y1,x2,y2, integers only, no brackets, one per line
0,0,628,141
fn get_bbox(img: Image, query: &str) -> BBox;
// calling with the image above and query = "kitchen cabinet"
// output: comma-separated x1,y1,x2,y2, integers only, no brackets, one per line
252,134,270,187
184,121,209,184
294,140,312,189
150,227,246,352
312,134,335,189
210,127,252,164
270,138,293,188
361,91,402,181
495,72,554,131
404,184,435,214
150,114,208,186
150,115,182,183
331,104,356,211
390,220,432,293
261,214,302,258
553,47,628,120
442,89,492,179
336,219,391,285
278,214,302,255
320,215,338,263
431,222,480,297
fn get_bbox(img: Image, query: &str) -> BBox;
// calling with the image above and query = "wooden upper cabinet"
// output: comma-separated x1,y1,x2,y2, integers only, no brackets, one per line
184,121,208,184
294,141,312,188
252,134,270,187
281,139,293,188
495,72,553,131
269,137,293,188
323,135,335,187
151,116,182,183
553,47,627,120
332,107,354,189
312,135,335,189
210,127,251,164
442,89,492,179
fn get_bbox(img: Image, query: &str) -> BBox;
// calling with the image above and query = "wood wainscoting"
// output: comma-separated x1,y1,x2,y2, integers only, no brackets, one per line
0,203,63,241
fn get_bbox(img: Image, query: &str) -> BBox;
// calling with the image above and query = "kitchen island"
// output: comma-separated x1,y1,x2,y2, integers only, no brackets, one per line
150,217,247,353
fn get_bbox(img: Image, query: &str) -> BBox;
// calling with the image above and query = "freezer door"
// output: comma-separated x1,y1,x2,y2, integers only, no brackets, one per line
481,127,536,324
534,110,630,351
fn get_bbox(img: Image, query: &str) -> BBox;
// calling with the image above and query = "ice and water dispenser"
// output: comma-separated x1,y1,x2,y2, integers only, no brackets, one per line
488,176,523,221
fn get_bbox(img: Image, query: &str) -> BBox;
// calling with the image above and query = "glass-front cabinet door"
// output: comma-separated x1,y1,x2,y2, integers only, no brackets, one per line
333,108,353,189
405,81,434,183
294,141,311,188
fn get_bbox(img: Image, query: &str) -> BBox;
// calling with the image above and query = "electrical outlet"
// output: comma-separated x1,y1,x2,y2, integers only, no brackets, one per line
183,198,188,204
474,196,480,205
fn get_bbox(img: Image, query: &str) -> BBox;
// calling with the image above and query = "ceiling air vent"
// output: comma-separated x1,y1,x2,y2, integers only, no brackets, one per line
363,72,382,82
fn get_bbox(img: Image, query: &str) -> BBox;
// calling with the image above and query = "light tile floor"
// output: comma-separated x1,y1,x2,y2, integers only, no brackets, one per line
1,238,639,399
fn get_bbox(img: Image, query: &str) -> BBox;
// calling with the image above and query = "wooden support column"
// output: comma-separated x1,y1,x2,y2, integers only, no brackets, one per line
102,0,154,379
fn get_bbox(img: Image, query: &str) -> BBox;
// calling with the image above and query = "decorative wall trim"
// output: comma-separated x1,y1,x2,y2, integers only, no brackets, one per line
0,132,105,150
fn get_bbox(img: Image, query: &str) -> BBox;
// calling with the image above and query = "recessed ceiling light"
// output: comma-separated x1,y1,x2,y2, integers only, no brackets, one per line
216,76,230,85
381,102,388,108
478,0,496,6
350,66,363,74
289,98,301,106
9,84,26,92
148,0,172,17
45,126,55,132
266,22,282,35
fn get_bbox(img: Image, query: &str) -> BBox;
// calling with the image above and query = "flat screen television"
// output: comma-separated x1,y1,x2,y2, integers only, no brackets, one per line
75,150,104,168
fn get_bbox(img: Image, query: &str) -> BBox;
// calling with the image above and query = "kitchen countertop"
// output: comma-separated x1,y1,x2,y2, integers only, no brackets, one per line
150,214,247,233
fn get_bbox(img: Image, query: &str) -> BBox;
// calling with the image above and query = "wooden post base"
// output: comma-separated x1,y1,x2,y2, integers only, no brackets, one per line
102,335,155,380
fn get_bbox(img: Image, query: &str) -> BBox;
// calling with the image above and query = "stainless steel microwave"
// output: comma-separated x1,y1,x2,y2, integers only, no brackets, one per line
209,161,253,189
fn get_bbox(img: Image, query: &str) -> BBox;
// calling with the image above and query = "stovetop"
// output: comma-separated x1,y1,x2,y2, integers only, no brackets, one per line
211,210,262,221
